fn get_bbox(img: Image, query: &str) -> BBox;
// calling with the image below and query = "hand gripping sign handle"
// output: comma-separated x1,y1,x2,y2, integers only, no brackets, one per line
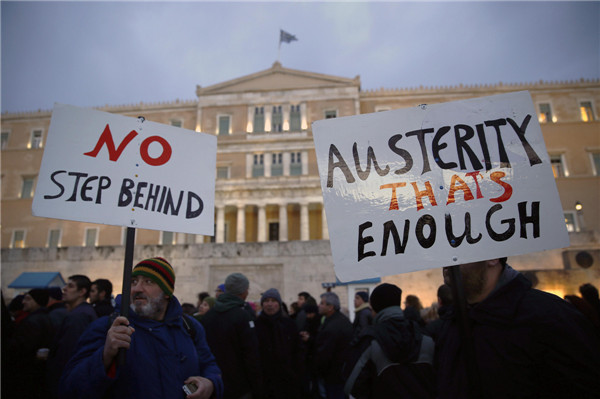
117,226,136,366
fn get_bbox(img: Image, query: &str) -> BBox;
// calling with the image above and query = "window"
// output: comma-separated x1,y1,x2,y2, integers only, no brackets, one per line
252,154,264,177
217,166,230,179
269,222,280,241
550,154,566,177
564,211,579,232
20,177,35,199
272,106,283,132
253,107,264,133
271,153,283,176
48,229,61,248
161,231,176,245
590,152,600,176
218,115,231,135
171,119,183,128
1,131,8,150
84,228,98,247
580,101,596,122
29,129,43,149
325,110,337,119
290,152,302,176
290,105,301,131
184,233,197,244
538,103,554,124
11,230,25,248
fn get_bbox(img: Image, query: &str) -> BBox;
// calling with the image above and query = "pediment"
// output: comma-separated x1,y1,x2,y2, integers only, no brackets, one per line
197,62,360,96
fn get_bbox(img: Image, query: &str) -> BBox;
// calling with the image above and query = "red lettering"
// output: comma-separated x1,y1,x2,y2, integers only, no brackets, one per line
489,171,513,202
83,124,138,162
446,174,475,205
140,136,172,166
380,183,406,210
410,181,437,211
465,171,483,199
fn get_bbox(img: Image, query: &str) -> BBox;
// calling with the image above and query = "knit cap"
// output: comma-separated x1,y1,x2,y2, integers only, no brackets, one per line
132,257,175,296
370,283,402,313
225,273,249,296
356,291,369,303
48,287,63,301
261,288,282,305
28,288,49,307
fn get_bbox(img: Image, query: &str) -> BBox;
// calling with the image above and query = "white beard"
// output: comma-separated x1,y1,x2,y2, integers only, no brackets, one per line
131,293,167,320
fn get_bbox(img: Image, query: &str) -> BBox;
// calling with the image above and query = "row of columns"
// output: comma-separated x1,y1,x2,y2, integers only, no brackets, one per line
214,202,328,243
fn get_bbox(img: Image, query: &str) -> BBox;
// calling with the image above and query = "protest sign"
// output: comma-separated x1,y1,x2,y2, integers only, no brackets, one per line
313,91,569,282
32,103,216,235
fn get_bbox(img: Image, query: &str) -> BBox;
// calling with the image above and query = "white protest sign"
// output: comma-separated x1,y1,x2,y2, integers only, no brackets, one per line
32,103,216,235
313,91,569,282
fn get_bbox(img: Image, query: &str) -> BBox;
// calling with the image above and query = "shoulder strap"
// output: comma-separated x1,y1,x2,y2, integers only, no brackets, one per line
181,314,197,340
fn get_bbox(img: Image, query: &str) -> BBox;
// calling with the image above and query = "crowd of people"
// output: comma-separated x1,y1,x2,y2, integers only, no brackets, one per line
2,256,600,399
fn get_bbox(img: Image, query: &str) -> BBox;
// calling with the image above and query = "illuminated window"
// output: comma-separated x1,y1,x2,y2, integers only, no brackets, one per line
580,101,596,122
272,106,283,132
161,231,176,245
550,154,566,177
29,129,43,149
290,105,301,131
217,166,230,179
253,107,265,133
290,152,302,176
20,177,35,199
84,228,98,247
48,229,61,248
271,153,283,176
325,110,337,119
12,230,25,248
252,154,264,177
564,211,579,232
1,131,9,150
218,115,231,135
538,103,553,123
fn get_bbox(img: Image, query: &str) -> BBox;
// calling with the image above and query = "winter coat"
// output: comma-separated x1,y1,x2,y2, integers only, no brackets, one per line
255,310,303,399
59,296,223,399
314,310,353,384
352,303,373,341
436,266,600,399
344,306,435,399
201,293,262,399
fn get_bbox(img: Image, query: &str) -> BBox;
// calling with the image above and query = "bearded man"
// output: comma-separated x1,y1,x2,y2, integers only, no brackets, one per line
59,257,223,399
436,257,600,399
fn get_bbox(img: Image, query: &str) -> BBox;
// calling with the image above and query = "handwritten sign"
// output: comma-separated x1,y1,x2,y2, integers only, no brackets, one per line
312,92,569,282
32,104,216,235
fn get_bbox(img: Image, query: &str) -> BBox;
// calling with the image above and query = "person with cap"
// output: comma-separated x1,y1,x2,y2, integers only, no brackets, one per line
255,288,303,399
436,258,600,399
201,272,263,399
59,257,223,399
314,291,353,399
215,284,225,298
6,288,55,398
344,283,435,399
352,291,373,342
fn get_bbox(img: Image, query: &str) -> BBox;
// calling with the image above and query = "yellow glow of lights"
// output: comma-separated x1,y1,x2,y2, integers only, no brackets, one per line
301,116,308,130
552,116,558,123
246,122,253,133
283,121,290,131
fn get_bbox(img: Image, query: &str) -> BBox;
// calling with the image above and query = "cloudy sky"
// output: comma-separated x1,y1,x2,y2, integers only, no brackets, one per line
2,1,598,114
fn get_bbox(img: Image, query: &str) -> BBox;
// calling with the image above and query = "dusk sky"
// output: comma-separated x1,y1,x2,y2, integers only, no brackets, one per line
2,1,598,114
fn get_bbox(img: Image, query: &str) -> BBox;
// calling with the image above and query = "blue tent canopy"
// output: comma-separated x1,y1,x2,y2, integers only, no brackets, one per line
322,277,381,289
8,272,66,289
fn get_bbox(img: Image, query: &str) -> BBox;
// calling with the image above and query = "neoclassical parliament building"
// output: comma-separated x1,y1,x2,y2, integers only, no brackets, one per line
2,63,599,309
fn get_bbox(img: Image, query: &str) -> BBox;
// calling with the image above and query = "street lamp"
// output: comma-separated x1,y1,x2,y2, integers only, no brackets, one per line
575,201,585,231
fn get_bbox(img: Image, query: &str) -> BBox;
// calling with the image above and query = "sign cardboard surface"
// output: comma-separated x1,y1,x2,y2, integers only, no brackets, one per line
32,104,216,235
313,91,569,282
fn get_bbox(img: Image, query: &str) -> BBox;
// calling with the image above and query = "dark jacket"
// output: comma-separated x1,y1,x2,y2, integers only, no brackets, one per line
59,296,223,399
314,310,353,384
352,304,373,342
436,266,600,399
255,310,303,399
201,293,262,399
344,306,435,399
47,301,97,397
424,304,451,343
92,298,114,318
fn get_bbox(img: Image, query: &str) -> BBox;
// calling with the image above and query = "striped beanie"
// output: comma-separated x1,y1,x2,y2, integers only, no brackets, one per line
132,257,175,296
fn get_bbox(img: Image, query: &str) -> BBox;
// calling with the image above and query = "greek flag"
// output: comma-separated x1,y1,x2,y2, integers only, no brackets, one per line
280,29,298,44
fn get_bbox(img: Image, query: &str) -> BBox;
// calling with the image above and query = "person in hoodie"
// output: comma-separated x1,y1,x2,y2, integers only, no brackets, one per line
201,273,262,399
436,257,600,399
58,257,223,399
255,288,303,399
344,283,435,399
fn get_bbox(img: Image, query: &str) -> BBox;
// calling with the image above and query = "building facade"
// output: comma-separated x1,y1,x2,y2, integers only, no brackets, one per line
2,63,599,308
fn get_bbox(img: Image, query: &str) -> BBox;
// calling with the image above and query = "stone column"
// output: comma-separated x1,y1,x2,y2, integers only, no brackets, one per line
322,205,329,240
300,203,309,241
236,205,245,243
258,204,267,242
279,203,288,242
216,206,225,243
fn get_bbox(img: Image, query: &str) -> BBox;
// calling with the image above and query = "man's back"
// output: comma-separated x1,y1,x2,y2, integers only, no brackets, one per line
201,293,262,399
314,311,353,384
437,272,600,398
